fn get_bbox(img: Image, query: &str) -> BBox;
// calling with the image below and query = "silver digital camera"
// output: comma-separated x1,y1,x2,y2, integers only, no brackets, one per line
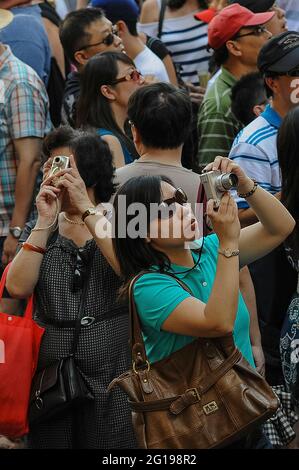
49,155,69,177
199,170,238,208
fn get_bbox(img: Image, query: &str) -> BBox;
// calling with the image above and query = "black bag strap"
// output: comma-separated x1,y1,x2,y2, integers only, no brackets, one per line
158,0,167,39
71,254,94,356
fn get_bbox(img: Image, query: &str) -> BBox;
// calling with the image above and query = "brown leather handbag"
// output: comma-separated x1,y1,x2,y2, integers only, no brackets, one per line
108,273,279,449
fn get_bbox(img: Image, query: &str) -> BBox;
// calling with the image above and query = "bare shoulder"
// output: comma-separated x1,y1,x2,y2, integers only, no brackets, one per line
140,0,159,23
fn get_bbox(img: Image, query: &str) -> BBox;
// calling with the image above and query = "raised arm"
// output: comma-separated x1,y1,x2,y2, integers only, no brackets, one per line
6,183,61,298
204,156,296,268
162,195,241,337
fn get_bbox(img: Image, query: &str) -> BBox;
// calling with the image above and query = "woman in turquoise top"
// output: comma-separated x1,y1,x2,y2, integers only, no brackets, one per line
51,155,294,377
110,156,295,368
77,52,144,168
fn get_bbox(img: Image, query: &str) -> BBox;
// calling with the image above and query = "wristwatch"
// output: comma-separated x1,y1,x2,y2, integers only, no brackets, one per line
218,248,240,258
9,226,23,239
81,207,107,223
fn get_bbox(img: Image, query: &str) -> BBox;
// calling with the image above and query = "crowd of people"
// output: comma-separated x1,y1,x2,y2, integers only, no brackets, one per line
0,0,299,450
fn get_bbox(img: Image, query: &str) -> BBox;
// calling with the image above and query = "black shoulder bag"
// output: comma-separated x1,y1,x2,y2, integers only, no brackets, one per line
29,262,94,426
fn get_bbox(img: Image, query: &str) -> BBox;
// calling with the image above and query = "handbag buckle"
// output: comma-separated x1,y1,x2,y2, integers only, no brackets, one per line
186,388,201,402
133,360,150,375
81,316,95,326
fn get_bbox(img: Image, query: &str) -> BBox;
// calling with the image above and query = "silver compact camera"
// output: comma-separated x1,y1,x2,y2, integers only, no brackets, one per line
199,170,238,208
49,155,69,177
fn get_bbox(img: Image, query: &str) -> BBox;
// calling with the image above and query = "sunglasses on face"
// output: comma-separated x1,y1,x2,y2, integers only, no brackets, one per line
234,25,269,40
77,26,119,52
157,188,188,220
110,69,144,86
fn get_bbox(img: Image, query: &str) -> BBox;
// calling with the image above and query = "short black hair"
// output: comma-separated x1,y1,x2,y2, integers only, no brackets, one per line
231,72,267,126
263,72,280,98
213,44,229,67
42,127,116,202
59,8,105,64
42,126,77,163
128,83,192,149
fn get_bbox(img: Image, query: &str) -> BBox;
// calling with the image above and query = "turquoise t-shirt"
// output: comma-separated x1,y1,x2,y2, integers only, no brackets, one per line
133,234,255,367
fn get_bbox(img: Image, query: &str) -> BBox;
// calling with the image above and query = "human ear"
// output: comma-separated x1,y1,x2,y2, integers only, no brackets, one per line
226,40,242,57
100,85,116,101
74,50,89,67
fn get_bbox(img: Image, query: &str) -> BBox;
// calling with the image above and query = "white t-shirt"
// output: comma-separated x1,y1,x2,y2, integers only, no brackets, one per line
134,46,170,83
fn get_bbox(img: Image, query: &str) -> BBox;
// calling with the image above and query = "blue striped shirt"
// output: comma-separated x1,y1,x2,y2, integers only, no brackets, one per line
229,105,282,209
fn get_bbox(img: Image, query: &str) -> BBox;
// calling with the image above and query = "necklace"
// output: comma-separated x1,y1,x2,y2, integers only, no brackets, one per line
62,212,85,226
169,236,205,275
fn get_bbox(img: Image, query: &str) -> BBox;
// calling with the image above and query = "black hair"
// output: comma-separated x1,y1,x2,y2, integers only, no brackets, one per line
112,175,175,296
42,127,116,202
59,8,104,64
42,126,77,163
263,72,280,98
127,82,192,149
231,72,267,126
70,133,116,203
213,44,229,67
168,0,207,9
77,51,140,160
277,106,299,252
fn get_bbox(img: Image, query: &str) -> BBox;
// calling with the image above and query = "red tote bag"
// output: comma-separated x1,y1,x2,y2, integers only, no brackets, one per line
0,264,45,438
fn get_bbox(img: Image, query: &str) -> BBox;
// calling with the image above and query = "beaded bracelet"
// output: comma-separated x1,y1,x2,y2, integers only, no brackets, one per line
237,181,258,199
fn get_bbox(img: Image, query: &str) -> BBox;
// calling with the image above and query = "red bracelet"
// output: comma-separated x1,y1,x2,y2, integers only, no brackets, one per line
22,242,46,255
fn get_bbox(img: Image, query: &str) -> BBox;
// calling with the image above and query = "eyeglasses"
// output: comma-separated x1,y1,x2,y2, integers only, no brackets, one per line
157,188,188,220
77,26,118,52
72,248,87,293
110,69,144,86
234,25,269,40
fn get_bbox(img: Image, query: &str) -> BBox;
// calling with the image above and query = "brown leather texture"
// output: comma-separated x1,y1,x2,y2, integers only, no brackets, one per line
108,272,279,449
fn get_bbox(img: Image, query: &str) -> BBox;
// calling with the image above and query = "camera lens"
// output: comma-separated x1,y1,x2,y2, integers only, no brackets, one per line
216,173,238,191
54,157,61,163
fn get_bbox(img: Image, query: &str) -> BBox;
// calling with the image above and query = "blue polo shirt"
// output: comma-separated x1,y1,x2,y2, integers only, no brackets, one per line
133,234,254,367
229,105,282,209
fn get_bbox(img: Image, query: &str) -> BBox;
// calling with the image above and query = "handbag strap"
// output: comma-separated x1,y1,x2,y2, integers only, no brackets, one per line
128,270,193,370
0,262,34,319
70,251,94,356
157,0,167,39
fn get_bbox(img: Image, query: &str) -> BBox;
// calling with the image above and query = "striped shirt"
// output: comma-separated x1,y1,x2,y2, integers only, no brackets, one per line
197,67,243,165
137,0,211,85
0,46,51,236
229,105,282,209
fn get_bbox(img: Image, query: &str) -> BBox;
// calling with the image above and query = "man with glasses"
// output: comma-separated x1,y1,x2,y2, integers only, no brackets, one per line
59,8,124,126
197,3,274,166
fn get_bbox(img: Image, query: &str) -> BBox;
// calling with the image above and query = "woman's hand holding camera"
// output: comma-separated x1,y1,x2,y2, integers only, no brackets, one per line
55,154,92,215
207,193,240,249
204,156,254,195
35,177,62,230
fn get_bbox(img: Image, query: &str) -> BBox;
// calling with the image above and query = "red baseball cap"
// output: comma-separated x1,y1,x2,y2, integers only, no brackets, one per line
208,4,275,50
194,8,217,24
